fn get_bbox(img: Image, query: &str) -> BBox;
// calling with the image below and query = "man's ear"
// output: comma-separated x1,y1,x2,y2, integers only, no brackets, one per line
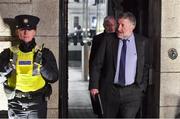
131,24,136,31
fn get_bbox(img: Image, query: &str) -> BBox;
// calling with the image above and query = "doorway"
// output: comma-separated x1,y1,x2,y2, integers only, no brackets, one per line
67,0,107,118
59,0,156,118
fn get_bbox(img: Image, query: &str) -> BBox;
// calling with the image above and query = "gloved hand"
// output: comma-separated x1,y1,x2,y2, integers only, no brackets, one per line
4,61,15,77
39,48,58,83
0,62,14,83
0,73,7,84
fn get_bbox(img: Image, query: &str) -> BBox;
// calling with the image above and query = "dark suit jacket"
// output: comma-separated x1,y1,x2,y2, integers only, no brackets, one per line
89,32,105,71
89,33,150,106
89,32,106,115
89,32,116,71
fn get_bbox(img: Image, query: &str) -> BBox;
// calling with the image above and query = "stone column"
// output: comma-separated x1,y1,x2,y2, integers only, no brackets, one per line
0,14,11,111
159,0,180,118
0,0,59,117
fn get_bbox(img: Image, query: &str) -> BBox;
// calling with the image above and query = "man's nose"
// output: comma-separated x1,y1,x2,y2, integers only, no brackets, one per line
117,26,120,31
118,25,122,30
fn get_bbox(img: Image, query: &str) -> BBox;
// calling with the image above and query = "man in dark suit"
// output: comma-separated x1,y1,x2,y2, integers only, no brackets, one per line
89,16,116,117
89,16,116,71
89,12,150,118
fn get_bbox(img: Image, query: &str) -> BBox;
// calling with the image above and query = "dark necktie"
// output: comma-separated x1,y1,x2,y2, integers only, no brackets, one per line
118,40,127,85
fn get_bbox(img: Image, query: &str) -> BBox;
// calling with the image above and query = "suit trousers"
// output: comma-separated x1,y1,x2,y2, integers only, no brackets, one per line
103,84,143,118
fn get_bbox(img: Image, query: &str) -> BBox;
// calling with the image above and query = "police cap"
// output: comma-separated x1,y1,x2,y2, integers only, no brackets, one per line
15,15,40,30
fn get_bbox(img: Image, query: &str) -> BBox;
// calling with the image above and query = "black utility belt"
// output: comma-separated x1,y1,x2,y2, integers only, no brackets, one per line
15,90,44,99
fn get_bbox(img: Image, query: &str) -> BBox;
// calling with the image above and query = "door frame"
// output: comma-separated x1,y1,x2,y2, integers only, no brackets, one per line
59,0,68,118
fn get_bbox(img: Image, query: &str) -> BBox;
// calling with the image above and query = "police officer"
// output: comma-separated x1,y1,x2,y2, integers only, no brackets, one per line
0,14,58,118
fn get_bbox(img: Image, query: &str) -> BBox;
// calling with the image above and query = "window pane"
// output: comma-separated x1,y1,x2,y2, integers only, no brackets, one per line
74,16,79,28
74,0,79,3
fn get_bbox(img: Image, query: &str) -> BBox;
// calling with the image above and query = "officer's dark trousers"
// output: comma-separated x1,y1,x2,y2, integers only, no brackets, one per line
8,95,47,119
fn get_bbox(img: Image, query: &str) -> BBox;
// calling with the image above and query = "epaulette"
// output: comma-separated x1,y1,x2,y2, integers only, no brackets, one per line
34,43,44,53
9,45,19,54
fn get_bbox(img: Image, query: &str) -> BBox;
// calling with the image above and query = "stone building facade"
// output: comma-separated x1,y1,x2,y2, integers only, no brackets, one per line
1,0,180,118
0,0,59,118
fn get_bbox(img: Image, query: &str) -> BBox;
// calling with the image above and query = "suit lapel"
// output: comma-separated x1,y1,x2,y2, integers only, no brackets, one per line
113,37,119,70
135,35,141,64
134,34,144,83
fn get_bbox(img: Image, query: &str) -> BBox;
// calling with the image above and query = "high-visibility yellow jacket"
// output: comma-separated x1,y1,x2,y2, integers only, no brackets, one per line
7,47,45,92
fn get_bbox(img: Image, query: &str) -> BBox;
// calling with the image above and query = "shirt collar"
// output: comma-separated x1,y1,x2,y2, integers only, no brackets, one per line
128,33,134,42
121,33,134,42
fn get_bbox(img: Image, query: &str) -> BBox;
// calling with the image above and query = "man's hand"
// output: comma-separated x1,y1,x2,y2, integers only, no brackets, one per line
90,89,99,96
